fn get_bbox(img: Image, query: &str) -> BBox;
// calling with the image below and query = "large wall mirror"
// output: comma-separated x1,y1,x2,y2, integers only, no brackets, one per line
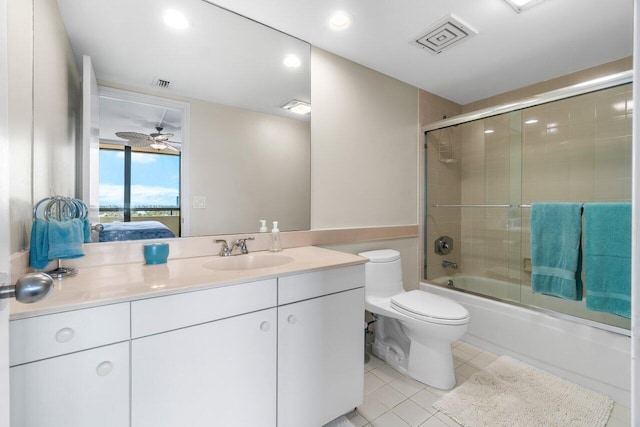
35,0,311,242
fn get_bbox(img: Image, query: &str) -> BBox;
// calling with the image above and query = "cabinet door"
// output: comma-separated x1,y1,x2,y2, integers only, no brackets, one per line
278,288,364,427
10,341,129,427
132,308,277,427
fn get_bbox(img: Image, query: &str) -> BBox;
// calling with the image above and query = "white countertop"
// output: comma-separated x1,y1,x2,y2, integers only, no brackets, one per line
10,246,367,320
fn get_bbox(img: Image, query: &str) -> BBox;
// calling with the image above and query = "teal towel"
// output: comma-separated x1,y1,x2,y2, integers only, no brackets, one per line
583,203,631,318
29,219,50,269
47,218,85,260
83,218,92,243
530,202,583,300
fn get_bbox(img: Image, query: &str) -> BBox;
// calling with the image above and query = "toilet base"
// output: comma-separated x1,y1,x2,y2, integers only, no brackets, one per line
371,315,458,390
408,339,456,390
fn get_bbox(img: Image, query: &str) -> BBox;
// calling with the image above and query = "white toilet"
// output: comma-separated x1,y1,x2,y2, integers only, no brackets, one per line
359,249,470,390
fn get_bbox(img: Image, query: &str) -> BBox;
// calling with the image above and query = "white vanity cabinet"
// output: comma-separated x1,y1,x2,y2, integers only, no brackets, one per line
9,303,130,427
130,279,278,427
9,256,366,427
277,265,365,427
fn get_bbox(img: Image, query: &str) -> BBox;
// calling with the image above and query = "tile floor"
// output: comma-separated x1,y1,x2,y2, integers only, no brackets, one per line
342,341,631,427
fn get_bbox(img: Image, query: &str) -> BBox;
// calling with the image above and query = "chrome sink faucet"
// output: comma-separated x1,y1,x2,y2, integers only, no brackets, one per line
216,237,255,256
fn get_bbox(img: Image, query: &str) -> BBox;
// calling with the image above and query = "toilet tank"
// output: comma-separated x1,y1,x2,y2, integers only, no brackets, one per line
358,249,404,298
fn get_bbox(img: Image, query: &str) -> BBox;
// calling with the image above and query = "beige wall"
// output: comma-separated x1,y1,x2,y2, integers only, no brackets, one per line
33,0,80,202
310,48,419,229
8,0,80,254
7,0,33,253
310,48,421,287
188,101,310,236
100,81,311,236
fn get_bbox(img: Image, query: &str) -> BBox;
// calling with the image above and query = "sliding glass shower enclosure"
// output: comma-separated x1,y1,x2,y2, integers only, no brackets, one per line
424,78,632,331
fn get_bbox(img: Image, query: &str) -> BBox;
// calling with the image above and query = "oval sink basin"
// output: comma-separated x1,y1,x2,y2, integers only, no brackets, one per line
203,254,295,271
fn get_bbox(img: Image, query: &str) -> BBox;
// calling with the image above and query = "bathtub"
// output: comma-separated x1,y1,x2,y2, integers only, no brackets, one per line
421,277,631,406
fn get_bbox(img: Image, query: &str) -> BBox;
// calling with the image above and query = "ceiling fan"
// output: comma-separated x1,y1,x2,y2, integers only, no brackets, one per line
115,126,180,152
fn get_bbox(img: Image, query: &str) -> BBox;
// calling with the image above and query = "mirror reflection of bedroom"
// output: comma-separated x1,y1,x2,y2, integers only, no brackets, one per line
47,0,312,244
97,93,185,242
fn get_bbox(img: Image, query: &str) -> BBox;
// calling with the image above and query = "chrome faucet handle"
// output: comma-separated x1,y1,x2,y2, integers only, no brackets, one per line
236,237,255,254
215,239,231,256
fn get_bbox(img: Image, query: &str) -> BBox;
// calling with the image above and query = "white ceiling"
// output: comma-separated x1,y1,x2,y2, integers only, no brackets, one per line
212,0,633,105
99,98,184,144
57,0,311,139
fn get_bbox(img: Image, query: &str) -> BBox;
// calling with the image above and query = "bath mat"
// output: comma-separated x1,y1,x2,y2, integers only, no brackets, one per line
322,415,355,427
433,356,614,427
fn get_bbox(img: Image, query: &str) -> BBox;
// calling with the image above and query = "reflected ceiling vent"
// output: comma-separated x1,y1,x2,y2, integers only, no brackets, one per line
413,13,478,55
281,99,311,115
152,77,171,88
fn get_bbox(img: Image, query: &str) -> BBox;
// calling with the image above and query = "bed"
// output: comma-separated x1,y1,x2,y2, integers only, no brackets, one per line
99,221,176,242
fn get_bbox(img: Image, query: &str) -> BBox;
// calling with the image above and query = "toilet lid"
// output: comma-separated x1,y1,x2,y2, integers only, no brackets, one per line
391,290,469,323
358,249,400,263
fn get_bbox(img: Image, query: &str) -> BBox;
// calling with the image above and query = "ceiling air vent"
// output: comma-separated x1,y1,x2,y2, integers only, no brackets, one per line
152,77,171,88
413,13,478,55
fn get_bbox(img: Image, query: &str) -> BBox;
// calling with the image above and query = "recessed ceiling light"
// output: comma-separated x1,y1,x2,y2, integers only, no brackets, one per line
525,119,539,124
484,129,494,134
329,11,352,31
163,9,189,30
503,0,545,13
283,54,302,68
281,100,311,115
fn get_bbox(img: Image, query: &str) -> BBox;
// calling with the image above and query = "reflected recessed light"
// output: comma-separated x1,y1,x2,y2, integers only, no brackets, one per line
281,100,311,115
283,54,302,68
503,0,545,13
329,11,352,30
163,9,189,29
484,129,494,134
525,119,539,124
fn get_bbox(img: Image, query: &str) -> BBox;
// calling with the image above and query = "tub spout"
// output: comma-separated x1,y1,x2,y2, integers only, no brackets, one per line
442,260,458,269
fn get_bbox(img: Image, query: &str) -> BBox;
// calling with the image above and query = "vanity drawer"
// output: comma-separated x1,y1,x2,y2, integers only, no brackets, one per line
10,303,130,366
278,265,365,305
131,278,277,338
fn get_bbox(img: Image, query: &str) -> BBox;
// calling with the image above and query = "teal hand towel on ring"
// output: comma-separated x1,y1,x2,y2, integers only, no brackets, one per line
530,202,583,300
29,219,50,269
583,202,631,318
47,218,85,260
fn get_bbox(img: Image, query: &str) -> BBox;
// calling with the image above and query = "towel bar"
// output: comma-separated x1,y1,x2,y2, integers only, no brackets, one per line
431,204,512,208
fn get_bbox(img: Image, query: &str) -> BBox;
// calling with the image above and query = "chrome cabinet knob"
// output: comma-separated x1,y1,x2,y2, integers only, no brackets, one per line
287,315,297,325
0,272,54,303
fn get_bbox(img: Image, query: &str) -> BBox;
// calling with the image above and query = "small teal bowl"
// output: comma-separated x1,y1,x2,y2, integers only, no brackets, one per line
143,243,170,265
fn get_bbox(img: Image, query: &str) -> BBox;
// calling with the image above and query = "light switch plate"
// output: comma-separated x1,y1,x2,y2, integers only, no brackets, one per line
193,196,206,209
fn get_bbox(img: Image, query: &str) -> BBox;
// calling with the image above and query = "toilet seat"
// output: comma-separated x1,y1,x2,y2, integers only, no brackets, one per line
391,290,469,325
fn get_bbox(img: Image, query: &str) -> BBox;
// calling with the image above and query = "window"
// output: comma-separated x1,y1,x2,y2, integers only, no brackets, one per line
99,144,180,235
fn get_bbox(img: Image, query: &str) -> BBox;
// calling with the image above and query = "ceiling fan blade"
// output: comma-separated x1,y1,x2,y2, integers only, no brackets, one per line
115,131,152,141
126,138,153,147
164,144,179,152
